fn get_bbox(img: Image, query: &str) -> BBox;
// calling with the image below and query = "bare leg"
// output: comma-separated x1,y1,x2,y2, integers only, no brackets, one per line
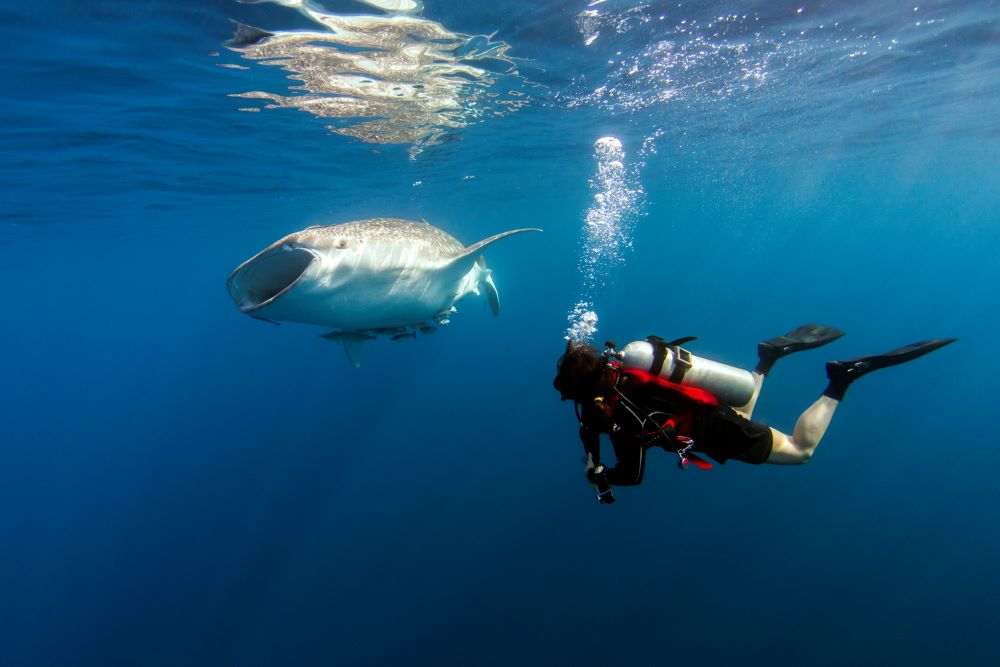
733,371,765,419
765,395,839,464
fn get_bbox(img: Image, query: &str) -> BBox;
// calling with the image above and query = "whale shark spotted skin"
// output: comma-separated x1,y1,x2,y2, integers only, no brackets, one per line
227,218,540,366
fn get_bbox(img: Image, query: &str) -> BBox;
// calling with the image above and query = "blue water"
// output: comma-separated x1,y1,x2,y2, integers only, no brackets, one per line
2,0,999,664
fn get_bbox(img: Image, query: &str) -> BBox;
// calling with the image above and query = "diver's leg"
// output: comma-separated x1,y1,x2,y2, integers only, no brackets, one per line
765,339,956,464
765,395,839,464
733,371,765,419
605,440,646,486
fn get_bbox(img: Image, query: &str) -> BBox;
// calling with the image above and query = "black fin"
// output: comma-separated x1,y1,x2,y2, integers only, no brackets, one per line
755,324,845,375
823,338,957,400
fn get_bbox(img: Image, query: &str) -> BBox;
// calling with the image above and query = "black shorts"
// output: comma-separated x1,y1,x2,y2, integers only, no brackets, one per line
694,407,773,465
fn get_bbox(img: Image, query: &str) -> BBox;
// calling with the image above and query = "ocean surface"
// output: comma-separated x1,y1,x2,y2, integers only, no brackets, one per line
2,0,998,664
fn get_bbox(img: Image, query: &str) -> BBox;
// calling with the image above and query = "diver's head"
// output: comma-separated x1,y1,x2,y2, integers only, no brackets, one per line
553,340,612,402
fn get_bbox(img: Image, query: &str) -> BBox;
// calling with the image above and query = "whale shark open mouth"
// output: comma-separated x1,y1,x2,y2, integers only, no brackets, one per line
226,245,316,313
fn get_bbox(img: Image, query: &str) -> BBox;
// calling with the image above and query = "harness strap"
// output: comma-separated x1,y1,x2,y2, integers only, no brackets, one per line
609,368,718,472
647,336,668,376
646,335,695,384
668,346,693,384
649,342,667,375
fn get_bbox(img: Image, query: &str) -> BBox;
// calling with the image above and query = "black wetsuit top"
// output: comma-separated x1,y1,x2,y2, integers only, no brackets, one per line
578,373,773,487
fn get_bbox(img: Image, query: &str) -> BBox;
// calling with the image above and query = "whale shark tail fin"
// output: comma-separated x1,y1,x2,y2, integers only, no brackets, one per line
320,331,375,368
457,228,542,259
485,273,500,316
457,228,538,316
481,262,500,316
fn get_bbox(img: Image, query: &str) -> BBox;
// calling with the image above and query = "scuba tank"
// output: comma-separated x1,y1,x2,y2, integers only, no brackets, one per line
617,337,755,408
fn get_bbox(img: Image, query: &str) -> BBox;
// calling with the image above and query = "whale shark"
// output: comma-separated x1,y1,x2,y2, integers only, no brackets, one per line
227,218,541,366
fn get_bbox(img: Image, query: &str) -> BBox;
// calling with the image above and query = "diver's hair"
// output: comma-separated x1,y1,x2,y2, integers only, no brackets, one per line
553,340,611,402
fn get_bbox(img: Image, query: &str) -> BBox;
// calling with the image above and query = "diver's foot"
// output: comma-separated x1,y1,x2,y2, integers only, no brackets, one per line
754,324,845,376
823,338,957,401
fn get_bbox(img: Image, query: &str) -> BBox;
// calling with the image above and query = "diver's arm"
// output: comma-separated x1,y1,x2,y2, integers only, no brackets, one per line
578,422,615,503
605,437,645,486
579,422,602,466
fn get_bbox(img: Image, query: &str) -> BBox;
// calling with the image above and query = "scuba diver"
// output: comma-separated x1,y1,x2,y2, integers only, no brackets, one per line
553,325,956,504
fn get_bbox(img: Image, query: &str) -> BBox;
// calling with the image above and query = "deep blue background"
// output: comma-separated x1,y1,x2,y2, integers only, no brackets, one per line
1,1,998,665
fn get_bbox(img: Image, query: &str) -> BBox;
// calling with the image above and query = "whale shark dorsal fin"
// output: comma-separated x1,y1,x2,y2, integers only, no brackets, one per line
452,228,542,261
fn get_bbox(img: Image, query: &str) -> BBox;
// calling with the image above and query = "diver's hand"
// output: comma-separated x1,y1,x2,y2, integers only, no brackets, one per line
588,463,615,504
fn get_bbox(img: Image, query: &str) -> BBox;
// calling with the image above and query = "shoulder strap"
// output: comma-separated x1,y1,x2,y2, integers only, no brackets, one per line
645,335,697,383
646,335,669,376
668,346,693,384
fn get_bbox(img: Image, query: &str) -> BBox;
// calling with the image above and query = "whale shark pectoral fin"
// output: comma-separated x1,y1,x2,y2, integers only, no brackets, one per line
342,339,365,368
321,331,374,368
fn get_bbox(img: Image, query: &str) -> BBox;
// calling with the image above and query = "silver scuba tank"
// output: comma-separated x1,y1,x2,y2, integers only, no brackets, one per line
618,340,755,408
